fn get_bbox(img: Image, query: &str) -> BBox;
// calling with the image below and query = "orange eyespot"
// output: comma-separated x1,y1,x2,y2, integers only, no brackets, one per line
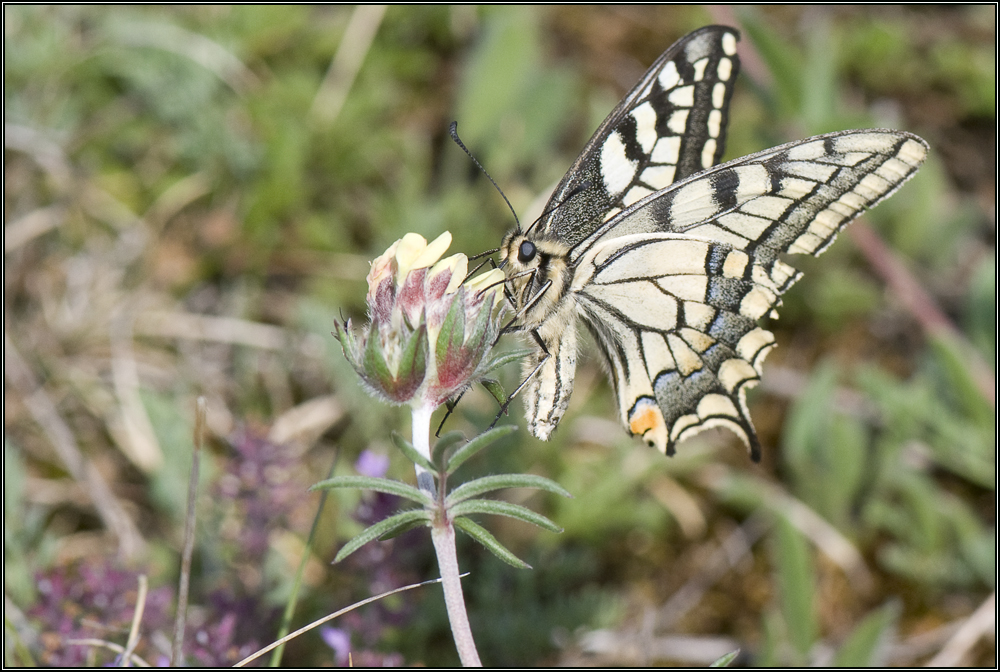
629,398,667,452
629,399,661,435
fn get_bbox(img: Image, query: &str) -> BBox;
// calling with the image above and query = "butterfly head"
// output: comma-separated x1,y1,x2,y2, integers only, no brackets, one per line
500,230,573,331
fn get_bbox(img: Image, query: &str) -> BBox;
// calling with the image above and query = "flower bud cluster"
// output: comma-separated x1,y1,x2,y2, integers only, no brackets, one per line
336,232,506,409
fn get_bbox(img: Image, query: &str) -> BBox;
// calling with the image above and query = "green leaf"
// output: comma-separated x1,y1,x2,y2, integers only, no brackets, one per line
334,510,432,563
332,319,356,359
740,10,804,115
452,516,530,569
449,499,562,533
454,6,541,158
773,516,816,660
927,333,994,427
832,600,900,666
432,430,466,466
377,516,429,541
960,528,996,589
480,378,506,406
310,475,431,506
391,431,434,473
446,473,572,506
481,348,533,376
800,18,838,133
781,361,866,529
709,650,741,667
782,362,838,476
446,424,517,474
965,252,995,366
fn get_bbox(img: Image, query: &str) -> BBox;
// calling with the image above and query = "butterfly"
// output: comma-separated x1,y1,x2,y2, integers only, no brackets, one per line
498,25,928,460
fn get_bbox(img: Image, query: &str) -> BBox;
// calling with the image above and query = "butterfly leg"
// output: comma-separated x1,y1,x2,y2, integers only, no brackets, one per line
434,392,465,437
498,276,552,340
488,342,550,430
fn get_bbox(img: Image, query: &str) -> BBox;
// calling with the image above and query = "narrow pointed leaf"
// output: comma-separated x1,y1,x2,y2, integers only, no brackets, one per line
449,499,562,533
334,510,431,563
481,348,534,376
377,516,429,541
446,424,518,475
432,430,466,466
446,473,573,506
480,378,506,406
774,516,816,658
391,431,434,472
453,516,530,569
332,320,345,343
832,601,900,666
710,650,741,667
310,475,431,506
332,319,355,352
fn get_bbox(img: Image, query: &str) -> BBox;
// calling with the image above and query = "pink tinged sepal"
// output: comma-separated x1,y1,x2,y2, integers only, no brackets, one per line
370,321,427,403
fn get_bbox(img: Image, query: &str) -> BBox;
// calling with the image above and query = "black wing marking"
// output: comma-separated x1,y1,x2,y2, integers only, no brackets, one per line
534,26,741,247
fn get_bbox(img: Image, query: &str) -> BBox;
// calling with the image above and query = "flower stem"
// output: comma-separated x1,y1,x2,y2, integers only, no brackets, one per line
432,521,481,666
411,404,436,494
411,404,481,666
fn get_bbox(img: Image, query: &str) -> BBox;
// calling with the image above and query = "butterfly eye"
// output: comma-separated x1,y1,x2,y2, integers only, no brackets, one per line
518,241,536,263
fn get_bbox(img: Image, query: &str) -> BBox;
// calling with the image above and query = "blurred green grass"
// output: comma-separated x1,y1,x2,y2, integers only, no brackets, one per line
4,5,994,666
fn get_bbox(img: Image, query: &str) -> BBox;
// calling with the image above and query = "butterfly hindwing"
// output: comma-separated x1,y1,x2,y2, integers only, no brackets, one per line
572,235,781,457
535,25,740,247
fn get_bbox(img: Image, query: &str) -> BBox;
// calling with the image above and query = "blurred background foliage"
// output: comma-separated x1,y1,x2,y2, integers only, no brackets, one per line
4,5,994,666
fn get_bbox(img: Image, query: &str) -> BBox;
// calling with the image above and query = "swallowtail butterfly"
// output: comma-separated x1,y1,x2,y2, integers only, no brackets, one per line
499,25,928,460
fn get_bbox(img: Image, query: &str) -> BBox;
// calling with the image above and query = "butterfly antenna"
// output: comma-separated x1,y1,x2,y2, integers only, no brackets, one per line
450,121,521,232
524,180,591,237
468,246,500,261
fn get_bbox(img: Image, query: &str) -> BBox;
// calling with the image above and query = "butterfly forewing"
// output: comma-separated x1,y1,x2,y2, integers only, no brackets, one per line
574,131,928,268
534,25,741,247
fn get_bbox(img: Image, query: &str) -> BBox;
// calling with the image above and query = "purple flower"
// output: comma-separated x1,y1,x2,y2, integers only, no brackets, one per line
355,450,391,478
28,561,172,667
217,428,303,561
320,626,351,665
